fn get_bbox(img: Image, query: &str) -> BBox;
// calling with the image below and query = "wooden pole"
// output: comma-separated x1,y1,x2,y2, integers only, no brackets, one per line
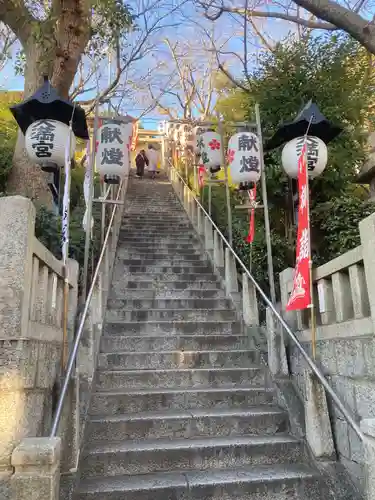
255,104,276,304
218,115,233,245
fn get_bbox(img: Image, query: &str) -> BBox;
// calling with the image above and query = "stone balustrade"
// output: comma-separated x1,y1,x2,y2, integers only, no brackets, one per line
0,178,128,500
0,196,78,499
278,212,375,495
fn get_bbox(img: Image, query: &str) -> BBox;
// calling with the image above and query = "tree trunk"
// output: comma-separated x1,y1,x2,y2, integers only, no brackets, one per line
7,1,90,206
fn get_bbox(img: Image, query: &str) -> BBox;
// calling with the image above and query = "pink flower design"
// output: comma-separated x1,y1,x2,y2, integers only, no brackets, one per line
227,149,235,164
208,139,221,150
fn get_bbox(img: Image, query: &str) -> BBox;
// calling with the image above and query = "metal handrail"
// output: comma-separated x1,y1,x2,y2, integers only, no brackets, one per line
170,163,364,441
50,179,125,438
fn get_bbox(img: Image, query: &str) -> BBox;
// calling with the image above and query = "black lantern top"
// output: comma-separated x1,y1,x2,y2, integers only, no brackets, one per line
10,76,89,140
265,100,342,151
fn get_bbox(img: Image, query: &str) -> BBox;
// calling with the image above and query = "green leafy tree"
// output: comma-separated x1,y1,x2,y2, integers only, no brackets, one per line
213,34,375,294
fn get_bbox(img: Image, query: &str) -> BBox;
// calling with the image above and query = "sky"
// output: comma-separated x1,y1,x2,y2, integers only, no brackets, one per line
0,0,311,130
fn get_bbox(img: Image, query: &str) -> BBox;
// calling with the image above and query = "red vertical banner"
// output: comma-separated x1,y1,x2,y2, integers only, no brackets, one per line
245,185,257,243
286,143,311,311
198,165,206,189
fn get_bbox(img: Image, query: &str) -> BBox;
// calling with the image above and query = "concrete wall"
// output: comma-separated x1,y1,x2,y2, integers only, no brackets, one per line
279,212,375,494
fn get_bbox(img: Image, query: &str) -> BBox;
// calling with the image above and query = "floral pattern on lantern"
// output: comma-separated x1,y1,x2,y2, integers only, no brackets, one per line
227,132,261,185
200,131,222,172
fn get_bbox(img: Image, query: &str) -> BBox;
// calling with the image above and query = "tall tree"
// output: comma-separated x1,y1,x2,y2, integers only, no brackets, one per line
0,0,182,204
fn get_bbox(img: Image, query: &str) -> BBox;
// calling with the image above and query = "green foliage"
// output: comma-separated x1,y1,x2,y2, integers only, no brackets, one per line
0,92,20,192
34,194,102,282
214,33,375,287
313,194,374,263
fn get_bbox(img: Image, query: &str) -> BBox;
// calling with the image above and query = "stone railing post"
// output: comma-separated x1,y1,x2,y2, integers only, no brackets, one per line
11,437,61,500
225,247,238,296
359,212,375,332
265,307,288,376
279,267,298,331
242,274,259,327
360,419,375,499
204,218,214,254
213,230,224,271
197,207,205,237
0,196,35,488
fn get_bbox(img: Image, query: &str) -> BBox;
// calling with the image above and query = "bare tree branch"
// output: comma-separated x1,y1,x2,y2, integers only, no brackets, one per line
0,0,34,44
197,1,337,30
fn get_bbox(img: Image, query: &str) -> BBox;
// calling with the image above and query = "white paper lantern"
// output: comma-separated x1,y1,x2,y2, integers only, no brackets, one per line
227,132,262,184
281,136,328,179
200,131,222,172
96,122,130,183
25,119,76,167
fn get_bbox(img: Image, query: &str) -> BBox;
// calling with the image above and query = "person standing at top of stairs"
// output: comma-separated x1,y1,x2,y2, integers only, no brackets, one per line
146,144,159,179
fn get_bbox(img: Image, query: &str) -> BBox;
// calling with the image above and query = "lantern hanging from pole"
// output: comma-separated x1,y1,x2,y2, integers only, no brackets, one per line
96,121,130,184
200,131,222,173
227,132,261,188
281,136,327,179
25,119,76,171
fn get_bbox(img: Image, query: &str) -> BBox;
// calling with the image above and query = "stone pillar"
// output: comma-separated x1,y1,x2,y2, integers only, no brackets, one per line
304,371,335,459
265,307,288,376
359,212,375,331
204,218,214,253
316,278,335,325
213,230,224,270
361,418,375,500
11,437,61,500
225,247,238,296
242,274,259,327
279,267,298,331
0,197,35,482
197,208,205,237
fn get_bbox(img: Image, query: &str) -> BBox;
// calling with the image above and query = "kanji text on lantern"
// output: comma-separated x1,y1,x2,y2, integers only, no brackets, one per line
30,120,57,158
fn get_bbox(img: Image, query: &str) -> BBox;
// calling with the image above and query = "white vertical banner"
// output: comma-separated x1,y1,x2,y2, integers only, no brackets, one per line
62,126,72,264
82,139,94,235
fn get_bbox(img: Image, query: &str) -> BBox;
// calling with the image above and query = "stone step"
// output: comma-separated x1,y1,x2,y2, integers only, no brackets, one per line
119,268,214,278
80,435,305,479
100,334,250,353
105,309,238,322
117,249,202,258
119,258,209,267
118,242,199,251
115,272,218,281
107,298,232,310
104,320,243,337
118,235,200,243
110,281,223,292
76,464,324,500
89,386,275,415
95,367,265,391
117,253,204,262
111,288,226,300
98,349,259,370
87,407,288,443
121,222,192,229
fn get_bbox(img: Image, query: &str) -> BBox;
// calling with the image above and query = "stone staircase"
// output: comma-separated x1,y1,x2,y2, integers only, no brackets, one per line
75,174,334,499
